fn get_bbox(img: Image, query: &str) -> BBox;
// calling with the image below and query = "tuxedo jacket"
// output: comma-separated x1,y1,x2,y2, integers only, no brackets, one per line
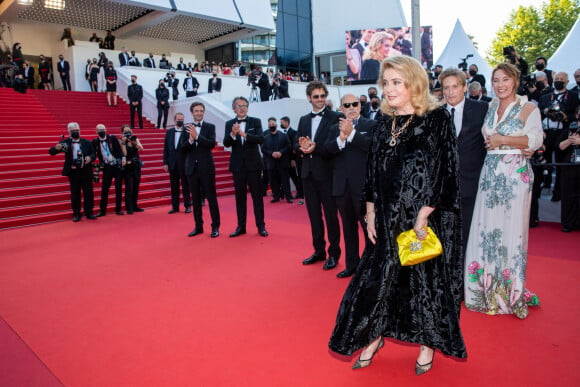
92,135,124,165
223,116,264,172
49,138,95,176
208,77,222,93
176,63,186,71
324,116,377,198
180,122,216,176
163,128,188,170
143,57,156,68
454,98,488,198
285,127,298,160
127,83,143,103
118,52,129,67
128,56,141,67
183,76,200,91
295,107,341,181
57,60,70,75
156,87,170,108
468,74,486,88
262,131,291,170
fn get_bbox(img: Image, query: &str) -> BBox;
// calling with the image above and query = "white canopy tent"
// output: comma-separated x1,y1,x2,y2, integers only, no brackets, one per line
434,19,493,93
548,15,580,86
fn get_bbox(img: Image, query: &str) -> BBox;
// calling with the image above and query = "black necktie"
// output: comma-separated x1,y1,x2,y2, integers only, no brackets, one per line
451,107,455,121
310,111,324,118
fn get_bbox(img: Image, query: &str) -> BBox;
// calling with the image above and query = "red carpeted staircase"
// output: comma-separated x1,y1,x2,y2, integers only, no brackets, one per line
0,88,234,230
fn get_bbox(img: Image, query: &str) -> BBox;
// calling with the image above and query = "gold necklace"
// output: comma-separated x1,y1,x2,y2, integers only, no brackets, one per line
389,115,414,146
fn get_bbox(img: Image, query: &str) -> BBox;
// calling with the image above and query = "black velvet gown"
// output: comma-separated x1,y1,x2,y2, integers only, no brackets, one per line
328,107,467,359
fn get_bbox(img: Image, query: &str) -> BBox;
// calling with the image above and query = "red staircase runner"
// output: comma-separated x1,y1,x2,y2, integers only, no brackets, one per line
0,88,234,230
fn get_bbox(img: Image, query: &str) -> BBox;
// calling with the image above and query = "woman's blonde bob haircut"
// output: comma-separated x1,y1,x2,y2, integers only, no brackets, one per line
378,55,439,116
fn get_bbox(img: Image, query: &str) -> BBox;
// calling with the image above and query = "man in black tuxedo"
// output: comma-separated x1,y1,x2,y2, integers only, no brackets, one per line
183,72,200,97
360,86,378,118
182,102,220,238
249,66,271,102
296,81,341,270
163,113,192,214
280,116,303,199
208,73,222,93
128,51,141,67
364,95,383,120
49,122,97,222
440,68,488,251
324,94,377,278
118,47,130,67
262,117,293,203
127,75,143,129
93,124,126,216
57,54,71,91
271,73,289,99
176,57,186,71
223,97,268,237
143,53,156,68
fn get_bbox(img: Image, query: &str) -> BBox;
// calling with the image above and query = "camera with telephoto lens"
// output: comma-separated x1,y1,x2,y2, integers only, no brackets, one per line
73,150,84,168
547,101,565,122
503,46,516,63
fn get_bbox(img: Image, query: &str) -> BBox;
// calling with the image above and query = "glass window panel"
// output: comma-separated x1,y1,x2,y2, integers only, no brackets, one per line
296,0,311,18
283,16,299,52
297,16,311,53
282,0,297,15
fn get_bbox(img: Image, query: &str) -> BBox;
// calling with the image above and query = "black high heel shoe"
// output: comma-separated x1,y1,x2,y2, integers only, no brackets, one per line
415,346,434,376
352,337,384,369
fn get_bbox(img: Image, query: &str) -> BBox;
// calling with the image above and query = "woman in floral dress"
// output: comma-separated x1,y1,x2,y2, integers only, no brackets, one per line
464,63,543,318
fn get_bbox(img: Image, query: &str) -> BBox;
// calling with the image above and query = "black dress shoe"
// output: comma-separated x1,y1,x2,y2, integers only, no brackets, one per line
127,211,134,215
229,228,246,237
562,227,573,233
270,198,280,203
323,256,338,270
302,253,326,265
73,215,81,222
337,269,356,278
168,208,178,214
210,228,219,238
96,211,106,217
116,211,125,215
258,227,269,237
134,207,144,212
188,229,203,237
184,207,192,213
86,214,97,220
529,219,539,228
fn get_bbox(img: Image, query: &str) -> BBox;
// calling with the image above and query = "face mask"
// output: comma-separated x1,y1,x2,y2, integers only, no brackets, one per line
469,70,477,76
368,93,377,100
268,126,276,132
98,131,106,139
124,132,132,137
70,132,80,139
535,63,545,71
160,84,164,88
554,81,565,91
176,120,184,127
535,81,545,90
371,101,380,109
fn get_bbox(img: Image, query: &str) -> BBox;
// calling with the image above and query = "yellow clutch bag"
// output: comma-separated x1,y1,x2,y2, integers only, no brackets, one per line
396,227,443,266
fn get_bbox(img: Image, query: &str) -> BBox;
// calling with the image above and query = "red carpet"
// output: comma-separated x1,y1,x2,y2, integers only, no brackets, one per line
0,196,578,386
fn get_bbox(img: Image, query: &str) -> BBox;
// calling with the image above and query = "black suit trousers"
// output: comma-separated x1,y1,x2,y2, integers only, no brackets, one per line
169,165,191,210
302,175,340,258
289,159,303,197
68,167,94,216
60,74,71,91
560,165,580,229
188,170,220,229
233,170,265,229
335,183,367,270
157,106,169,129
130,102,143,129
268,166,291,200
125,164,141,209
543,130,565,193
530,164,543,223
100,165,123,212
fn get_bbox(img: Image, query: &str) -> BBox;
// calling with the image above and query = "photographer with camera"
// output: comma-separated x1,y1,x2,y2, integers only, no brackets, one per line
558,106,580,232
120,125,145,214
538,72,579,201
503,46,528,77
93,124,126,216
528,71,552,103
535,57,553,87
49,122,97,222
271,72,289,100
248,66,271,102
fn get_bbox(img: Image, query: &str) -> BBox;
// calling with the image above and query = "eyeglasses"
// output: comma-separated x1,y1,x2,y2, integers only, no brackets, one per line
342,101,360,108
311,94,327,100
235,104,249,109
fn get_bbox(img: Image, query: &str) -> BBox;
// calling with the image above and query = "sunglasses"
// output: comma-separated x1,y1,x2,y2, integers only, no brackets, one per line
235,104,249,109
311,94,327,100
342,101,360,108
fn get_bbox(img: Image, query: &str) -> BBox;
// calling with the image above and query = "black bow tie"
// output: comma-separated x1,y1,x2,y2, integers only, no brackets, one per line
310,111,324,118
237,119,246,124
193,123,202,127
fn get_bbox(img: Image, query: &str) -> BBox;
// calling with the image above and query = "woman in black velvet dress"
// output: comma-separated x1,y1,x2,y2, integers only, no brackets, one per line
329,56,466,375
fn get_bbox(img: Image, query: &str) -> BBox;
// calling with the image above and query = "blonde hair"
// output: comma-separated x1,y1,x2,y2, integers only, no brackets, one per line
378,56,439,116
363,31,394,61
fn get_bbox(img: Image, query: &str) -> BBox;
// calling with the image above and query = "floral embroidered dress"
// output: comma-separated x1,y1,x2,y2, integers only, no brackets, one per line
464,95,543,319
